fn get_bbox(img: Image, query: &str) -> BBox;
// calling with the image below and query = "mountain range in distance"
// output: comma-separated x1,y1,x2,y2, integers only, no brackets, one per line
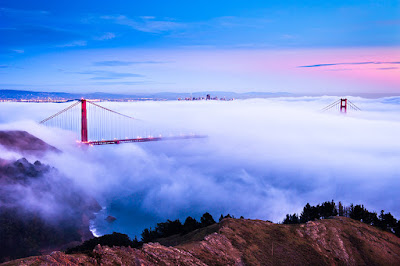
0,89,292,101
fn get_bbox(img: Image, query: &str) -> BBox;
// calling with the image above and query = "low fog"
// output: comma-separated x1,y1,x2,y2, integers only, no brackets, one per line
1,96,400,238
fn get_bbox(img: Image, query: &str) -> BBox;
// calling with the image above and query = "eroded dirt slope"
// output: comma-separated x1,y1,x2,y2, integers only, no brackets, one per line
4,217,400,265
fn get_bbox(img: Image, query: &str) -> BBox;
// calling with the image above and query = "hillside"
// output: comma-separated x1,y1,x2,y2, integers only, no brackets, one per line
0,131,100,262
4,217,400,265
0,130,60,157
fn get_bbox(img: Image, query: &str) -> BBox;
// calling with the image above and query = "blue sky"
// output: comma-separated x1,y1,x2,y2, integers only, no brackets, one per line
0,0,399,94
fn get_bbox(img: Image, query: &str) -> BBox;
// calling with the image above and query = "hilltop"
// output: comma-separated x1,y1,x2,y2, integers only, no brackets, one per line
4,217,400,265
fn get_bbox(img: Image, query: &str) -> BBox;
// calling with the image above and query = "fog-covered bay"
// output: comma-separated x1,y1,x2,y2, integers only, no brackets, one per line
1,97,400,238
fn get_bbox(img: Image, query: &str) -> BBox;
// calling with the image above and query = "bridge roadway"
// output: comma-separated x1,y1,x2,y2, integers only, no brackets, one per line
84,134,207,146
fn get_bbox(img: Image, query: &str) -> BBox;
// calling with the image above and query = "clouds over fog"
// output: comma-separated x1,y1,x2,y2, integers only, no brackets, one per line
1,97,400,237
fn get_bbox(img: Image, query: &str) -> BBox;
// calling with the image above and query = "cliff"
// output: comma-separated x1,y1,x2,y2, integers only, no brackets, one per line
4,217,400,265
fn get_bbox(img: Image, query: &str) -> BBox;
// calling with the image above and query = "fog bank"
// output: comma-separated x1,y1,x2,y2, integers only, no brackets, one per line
1,97,400,237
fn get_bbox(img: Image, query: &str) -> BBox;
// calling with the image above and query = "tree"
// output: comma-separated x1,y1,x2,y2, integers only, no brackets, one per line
200,212,216,227
300,203,319,223
319,200,338,219
338,201,344,216
394,220,400,237
182,217,200,234
156,219,183,237
141,228,152,243
378,211,397,232
283,214,299,224
349,205,364,221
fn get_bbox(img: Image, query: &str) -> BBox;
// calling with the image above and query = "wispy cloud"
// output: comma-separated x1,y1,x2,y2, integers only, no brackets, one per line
101,15,185,33
93,60,166,66
0,7,49,16
57,40,87,48
211,16,272,29
376,19,400,26
11,49,24,54
299,61,400,68
93,81,149,85
0,27,17,31
377,67,399,70
94,32,116,41
76,70,144,79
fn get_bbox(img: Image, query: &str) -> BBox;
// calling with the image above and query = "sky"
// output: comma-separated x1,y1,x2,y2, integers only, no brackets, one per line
1,97,400,237
0,0,399,95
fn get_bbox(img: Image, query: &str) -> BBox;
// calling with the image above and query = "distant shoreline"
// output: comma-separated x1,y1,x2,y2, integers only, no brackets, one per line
1,89,399,102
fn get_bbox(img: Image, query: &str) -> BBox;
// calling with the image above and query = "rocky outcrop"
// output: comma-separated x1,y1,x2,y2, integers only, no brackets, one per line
4,217,400,265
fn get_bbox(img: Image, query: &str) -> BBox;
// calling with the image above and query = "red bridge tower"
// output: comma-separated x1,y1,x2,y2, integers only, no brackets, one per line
340,98,347,113
81,99,88,142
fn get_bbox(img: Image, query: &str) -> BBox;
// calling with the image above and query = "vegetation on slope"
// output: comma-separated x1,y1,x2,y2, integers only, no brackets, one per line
283,200,400,237
66,212,219,254
67,200,400,257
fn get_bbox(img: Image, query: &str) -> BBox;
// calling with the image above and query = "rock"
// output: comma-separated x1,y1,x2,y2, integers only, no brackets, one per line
105,215,117,223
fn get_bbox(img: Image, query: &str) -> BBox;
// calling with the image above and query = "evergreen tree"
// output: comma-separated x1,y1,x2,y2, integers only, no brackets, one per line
156,219,183,237
200,212,216,227
319,200,337,219
300,203,320,222
182,216,200,234
378,211,397,232
141,228,152,243
338,201,344,217
300,203,312,223
283,214,299,224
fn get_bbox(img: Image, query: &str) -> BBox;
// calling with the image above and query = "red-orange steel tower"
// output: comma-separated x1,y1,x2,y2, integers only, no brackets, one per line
340,98,347,113
81,99,88,142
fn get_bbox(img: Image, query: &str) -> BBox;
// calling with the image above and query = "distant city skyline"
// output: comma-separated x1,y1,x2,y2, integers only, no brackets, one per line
0,0,399,95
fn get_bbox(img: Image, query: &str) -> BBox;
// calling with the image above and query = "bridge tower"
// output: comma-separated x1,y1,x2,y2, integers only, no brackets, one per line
39,98,206,145
340,98,347,113
81,99,88,142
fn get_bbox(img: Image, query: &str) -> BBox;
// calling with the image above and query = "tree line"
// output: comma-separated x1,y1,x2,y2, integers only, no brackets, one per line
67,212,223,254
141,212,217,243
68,201,400,255
282,200,400,237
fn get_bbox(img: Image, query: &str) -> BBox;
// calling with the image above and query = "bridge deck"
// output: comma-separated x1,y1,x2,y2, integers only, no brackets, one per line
83,135,207,145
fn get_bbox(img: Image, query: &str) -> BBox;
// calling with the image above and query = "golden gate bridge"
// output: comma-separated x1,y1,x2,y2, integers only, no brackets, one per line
321,98,361,113
40,99,205,145
39,98,360,146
